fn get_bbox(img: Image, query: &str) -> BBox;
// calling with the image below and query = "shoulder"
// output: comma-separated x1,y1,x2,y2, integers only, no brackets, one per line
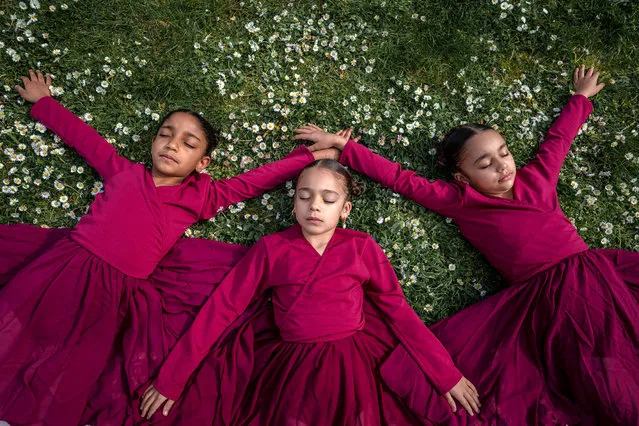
260,225,300,248
338,227,371,242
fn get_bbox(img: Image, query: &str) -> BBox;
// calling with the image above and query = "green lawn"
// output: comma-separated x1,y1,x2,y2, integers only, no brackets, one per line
1,0,637,322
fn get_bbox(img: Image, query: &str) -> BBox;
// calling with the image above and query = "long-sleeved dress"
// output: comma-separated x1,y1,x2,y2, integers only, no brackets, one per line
339,94,639,425
143,225,466,426
0,97,315,426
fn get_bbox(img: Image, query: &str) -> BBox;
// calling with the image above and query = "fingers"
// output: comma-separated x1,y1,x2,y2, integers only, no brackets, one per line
140,392,153,418
45,74,52,86
15,85,26,97
352,136,361,143
457,394,474,416
464,379,481,411
29,69,36,81
467,394,481,415
573,67,579,83
146,398,164,419
142,385,155,399
579,64,585,79
163,399,175,416
587,66,594,77
596,82,605,91
140,387,159,419
20,76,29,87
343,129,353,141
36,70,45,83
444,392,457,413
466,379,478,396
307,142,321,152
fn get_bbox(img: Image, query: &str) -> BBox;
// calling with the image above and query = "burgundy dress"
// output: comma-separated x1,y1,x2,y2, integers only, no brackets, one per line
0,97,314,426
340,94,639,425
142,225,467,426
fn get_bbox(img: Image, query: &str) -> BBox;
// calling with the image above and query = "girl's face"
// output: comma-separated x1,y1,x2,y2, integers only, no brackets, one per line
294,167,352,237
151,112,210,179
454,129,517,198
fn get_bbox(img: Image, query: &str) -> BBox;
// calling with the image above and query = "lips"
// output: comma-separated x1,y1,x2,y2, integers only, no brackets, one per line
498,172,513,183
306,217,323,223
160,153,178,163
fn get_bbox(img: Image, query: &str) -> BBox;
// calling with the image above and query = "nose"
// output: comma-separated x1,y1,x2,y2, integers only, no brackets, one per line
309,196,321,211
496,158,507,172
165,137,178,151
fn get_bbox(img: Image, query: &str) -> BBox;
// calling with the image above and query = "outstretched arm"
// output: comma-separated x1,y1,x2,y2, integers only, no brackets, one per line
202,146,318,219
524,65,603,185
362,237,480,415
140,238,271,419
293,125,462,217
18,70,131,180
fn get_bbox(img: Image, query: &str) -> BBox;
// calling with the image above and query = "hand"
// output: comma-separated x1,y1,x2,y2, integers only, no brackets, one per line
444,376,481,416
292,124,360,151
140,385,176,419
312,147,341,161
15,69,52,103
573,65,605,98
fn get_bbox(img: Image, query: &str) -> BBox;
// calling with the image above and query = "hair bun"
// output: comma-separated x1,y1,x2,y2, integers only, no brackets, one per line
350,178,365,197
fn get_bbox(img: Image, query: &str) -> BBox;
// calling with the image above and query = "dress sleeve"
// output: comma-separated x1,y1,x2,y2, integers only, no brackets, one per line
153,238,270,400
362,237,462,394
522,94,593,186
339,141,462,217
201,146,315,219
30,97,132,180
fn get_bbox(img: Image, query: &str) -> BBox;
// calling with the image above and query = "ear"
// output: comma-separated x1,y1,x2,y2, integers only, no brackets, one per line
453,171,470,184
341,201,352,219
152,135,156,144
195,155,211,173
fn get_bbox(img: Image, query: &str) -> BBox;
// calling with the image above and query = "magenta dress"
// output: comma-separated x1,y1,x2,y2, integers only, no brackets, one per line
0,97,315,426
139,225,466,425
340,94,639,425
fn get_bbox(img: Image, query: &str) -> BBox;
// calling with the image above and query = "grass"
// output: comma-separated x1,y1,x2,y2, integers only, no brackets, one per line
0,0,637,322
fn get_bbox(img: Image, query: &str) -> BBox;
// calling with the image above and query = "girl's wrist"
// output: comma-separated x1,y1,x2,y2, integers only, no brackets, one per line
333,136,347,150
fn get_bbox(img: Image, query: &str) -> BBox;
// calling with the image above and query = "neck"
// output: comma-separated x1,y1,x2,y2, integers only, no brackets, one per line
300,226,336,255
151,168,186,187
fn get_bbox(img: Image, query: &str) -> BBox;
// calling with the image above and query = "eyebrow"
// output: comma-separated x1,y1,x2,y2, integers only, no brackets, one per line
297,187,340,195
159,125,202,143
473,143,507,164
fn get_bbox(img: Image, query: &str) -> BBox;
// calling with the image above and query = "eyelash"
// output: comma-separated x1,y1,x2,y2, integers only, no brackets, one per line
299,196,336,204
480,152,510,169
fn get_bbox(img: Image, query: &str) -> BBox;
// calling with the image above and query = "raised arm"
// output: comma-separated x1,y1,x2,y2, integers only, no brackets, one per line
523,94,593,185
201,146,315,219
524,65,604,185
16,70,131,180
30,97,132,180
149,238,269,404
340,141,461,217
